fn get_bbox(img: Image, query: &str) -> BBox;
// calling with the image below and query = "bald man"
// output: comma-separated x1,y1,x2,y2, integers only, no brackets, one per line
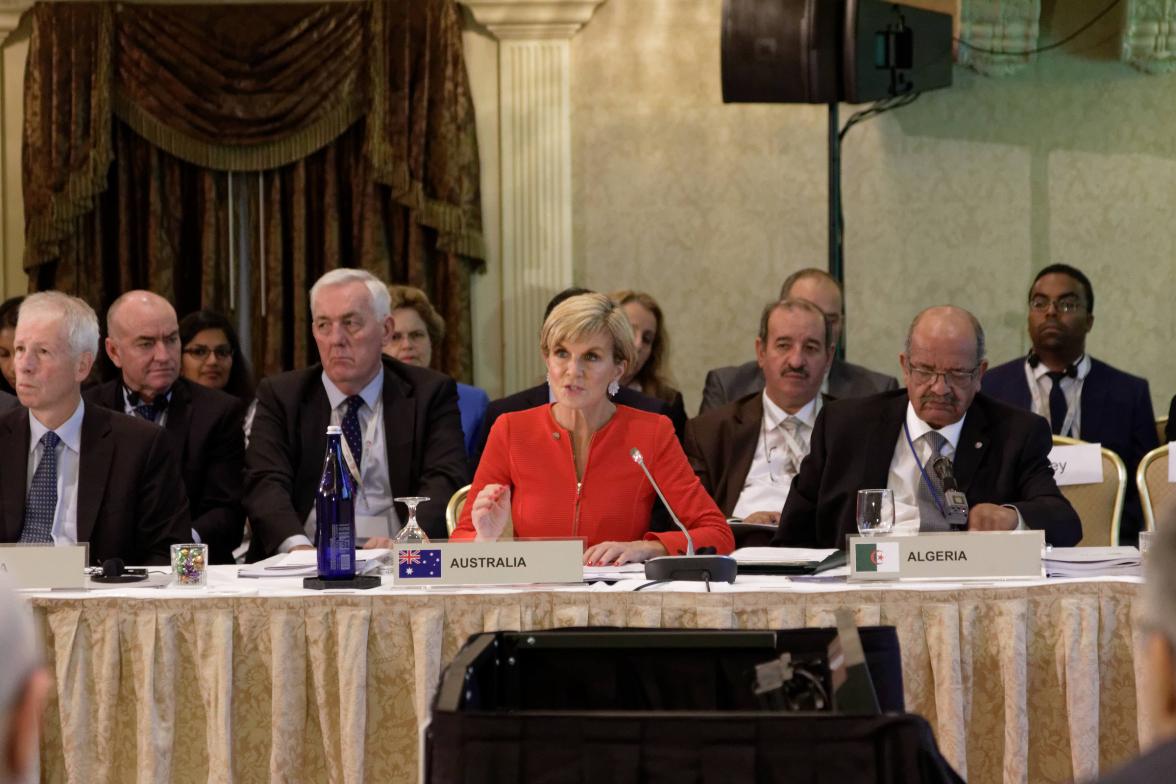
85,291,245,564
0,576,48,784
773,306,1081,549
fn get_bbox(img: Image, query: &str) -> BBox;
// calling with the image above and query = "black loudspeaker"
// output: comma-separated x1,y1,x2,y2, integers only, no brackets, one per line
721,0,953,104
721,0,843,103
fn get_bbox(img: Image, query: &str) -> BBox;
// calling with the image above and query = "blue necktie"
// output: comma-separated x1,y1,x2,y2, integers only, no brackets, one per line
1046,371,1068,435
19,431,61,543
341,395,364,465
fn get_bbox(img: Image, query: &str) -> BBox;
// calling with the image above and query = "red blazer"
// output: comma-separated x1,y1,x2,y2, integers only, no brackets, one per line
453,404,733,555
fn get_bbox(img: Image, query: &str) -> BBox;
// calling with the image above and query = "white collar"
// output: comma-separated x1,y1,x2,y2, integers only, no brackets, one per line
904,401,966,451
29,399,85,454
1028,353,1091,382
322,368,384,411
762,390,821,430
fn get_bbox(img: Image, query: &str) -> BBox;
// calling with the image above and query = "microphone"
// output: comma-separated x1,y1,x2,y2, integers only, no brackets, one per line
90,558,149,583
930,457,969,530
630,448,737,583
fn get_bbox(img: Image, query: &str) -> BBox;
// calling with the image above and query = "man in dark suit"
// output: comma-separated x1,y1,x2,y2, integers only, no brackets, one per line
244,269,468,557
773,306,1081,549
469,287,683,471
981,264,1157,543
699,268,897,413
1094,518,1176,782
0,292,189,565
85,291,245,564
686,298,833,522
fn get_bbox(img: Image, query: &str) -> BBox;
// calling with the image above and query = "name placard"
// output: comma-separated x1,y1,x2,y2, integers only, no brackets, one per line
391,540,583,586
1049,443,1104,486
848,531,1045,582
0,544,88,590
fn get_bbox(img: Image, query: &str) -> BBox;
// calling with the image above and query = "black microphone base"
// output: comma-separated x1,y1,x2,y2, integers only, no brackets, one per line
644,555,737,583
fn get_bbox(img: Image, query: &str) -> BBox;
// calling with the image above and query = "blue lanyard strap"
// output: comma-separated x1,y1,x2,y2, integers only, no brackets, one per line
903,420,947,518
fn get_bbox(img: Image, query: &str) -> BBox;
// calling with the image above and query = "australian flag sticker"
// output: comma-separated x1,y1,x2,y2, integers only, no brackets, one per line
399,549,442,578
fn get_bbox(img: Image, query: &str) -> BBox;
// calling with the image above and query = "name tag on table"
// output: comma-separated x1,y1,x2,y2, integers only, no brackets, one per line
1048,443,1104,486
848,531,1044,582
391,541,584,586
0,544,88,589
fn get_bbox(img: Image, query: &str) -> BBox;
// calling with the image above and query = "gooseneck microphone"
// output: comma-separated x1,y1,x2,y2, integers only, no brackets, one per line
630,448,737,583
930,457,969,530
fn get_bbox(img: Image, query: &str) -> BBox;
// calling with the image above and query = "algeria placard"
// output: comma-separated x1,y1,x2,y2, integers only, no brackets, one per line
391,540,584,586
849,531,1045,582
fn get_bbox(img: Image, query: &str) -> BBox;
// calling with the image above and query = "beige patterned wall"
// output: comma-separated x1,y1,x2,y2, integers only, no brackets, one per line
571,0,1176,418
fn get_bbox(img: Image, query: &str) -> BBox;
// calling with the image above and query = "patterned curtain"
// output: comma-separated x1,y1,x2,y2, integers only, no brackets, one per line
22,0,483,380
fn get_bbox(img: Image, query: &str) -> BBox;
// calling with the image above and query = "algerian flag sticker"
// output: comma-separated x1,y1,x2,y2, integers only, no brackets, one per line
855,541,900,573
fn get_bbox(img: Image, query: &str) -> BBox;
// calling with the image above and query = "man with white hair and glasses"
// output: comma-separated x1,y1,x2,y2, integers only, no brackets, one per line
0,292,189,564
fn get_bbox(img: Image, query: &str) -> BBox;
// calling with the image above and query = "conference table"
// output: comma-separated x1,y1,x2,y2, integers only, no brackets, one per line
26,567,1147,784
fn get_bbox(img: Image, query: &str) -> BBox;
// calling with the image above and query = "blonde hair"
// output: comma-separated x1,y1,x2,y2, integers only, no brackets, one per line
540,293,637,369
386,285,446,346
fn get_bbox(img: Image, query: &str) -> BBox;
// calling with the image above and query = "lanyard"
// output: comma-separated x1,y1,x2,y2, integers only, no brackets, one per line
1024,359,1083,438
333,394,382,491
903,420,947,518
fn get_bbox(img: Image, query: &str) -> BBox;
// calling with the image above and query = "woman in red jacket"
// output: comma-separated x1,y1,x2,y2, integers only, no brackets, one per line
452,293,733,564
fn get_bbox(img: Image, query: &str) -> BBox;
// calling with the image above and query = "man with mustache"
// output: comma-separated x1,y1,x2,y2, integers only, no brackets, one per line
698,268,897,413
685,298,833,523
773,306,1081,549
982,264,1157,544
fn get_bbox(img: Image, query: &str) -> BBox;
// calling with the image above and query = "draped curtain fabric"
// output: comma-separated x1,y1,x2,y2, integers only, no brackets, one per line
22,0,483,380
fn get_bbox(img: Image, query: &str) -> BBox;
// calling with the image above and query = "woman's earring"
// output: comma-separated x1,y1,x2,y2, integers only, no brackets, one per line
545,372,551,387
608,379,620,397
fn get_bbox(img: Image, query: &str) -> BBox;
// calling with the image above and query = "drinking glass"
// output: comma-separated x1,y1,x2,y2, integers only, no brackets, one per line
856,489,895,536
393,497,431,545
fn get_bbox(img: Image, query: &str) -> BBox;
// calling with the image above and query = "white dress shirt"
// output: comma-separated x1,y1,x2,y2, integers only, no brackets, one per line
281,370,400,553
1024,354,1091,438
26,400,85,546
887,403,966,534
732,393,821,520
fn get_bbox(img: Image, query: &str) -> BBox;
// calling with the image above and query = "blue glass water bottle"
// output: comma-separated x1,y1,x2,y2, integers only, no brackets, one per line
316,425,357,579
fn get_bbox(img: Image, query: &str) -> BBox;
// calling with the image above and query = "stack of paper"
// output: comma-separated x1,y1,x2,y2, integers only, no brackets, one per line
733,547,838,565
1043,546,1140,578
238,549,389,578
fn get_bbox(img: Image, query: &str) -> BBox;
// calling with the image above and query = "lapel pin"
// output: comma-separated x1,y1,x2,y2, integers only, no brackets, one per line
552,432,561,440
975,441,982,449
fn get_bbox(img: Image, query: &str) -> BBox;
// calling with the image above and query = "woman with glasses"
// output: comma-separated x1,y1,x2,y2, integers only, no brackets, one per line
382,285,490,456
179,310,255,404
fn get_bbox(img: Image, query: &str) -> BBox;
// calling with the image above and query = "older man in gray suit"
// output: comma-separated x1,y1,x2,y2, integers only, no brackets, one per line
699,268,897,413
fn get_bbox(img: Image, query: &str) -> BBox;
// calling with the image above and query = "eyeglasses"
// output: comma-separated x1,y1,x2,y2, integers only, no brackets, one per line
907,364,979,388
1029,296,1084,314
183,345,233,360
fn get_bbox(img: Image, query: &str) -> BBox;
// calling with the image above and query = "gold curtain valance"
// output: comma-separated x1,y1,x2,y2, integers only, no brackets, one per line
23,0,485,271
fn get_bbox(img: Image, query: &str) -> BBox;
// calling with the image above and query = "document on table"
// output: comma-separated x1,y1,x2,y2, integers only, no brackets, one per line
733,547,838,565
238,549,389,578
1043,546,1140,577
582,563,646,581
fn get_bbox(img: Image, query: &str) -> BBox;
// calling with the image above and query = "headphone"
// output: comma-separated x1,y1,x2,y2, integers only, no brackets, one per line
90,558,149,583
1027,351,1078,378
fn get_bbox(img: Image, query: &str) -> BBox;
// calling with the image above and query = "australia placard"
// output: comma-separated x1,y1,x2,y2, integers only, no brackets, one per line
849,531,1045,582
391,540,584,586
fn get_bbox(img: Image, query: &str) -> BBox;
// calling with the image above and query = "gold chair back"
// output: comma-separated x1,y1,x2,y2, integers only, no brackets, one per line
444,484,514,538
1051,435,1125,547
1138,445,1172,532
445,485,471,535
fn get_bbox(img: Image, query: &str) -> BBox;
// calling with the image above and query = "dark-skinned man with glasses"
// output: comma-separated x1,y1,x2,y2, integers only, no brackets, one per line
772,306,1081,549
982,264,1157,545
